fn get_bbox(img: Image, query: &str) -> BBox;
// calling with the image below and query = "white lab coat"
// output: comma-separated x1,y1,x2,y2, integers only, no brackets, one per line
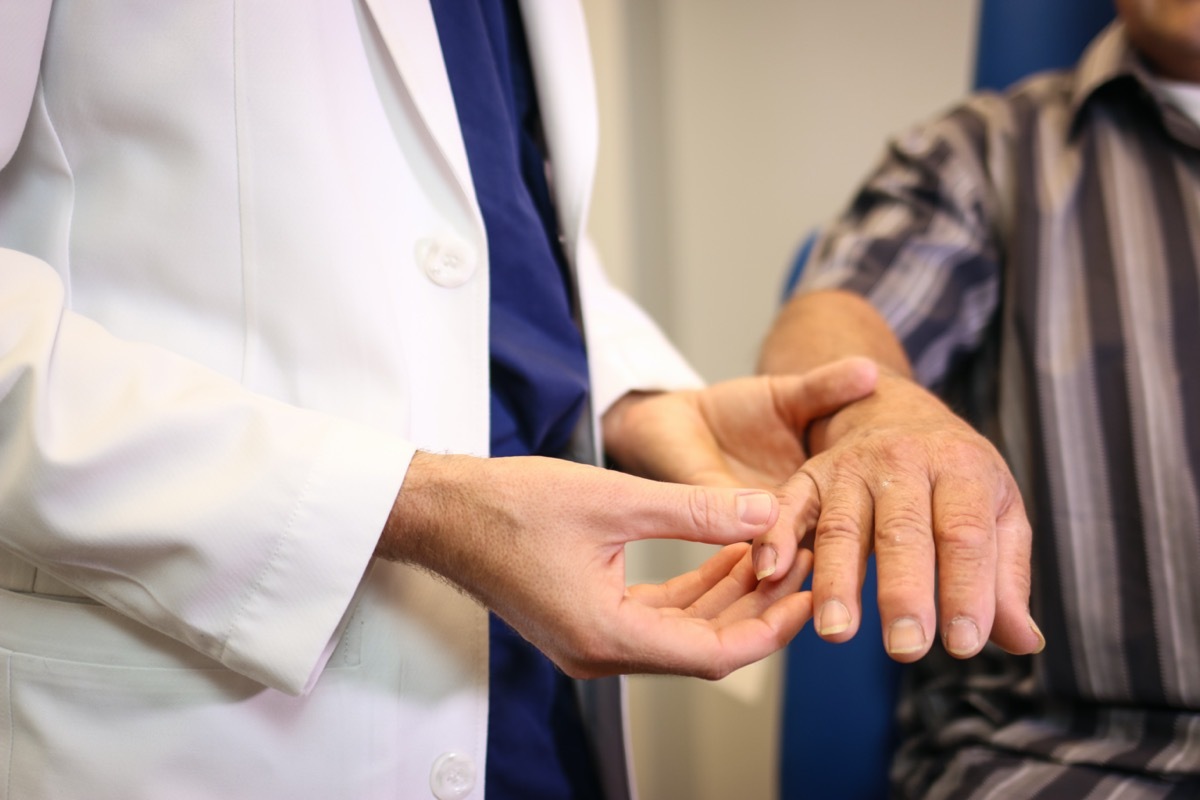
0,1,702,798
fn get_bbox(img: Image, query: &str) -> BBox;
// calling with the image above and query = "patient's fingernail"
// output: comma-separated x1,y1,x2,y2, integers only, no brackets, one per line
736,492,774,525
1028,614,1046,654
944,616,981,656
816,600,851,636
754,545,777,580
887,617,927,654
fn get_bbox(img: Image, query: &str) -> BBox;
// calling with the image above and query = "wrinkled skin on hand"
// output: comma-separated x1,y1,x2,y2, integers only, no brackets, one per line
757,371,1044,662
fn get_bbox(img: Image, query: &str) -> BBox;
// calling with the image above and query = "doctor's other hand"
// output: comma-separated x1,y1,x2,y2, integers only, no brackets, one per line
755,369,1045,663
601,356,878,489
600,356,877,580
375,452,814,680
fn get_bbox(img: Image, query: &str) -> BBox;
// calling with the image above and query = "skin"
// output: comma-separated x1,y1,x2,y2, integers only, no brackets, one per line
757,290,1045,662
366,0,1191,685
375,356,878,680
1117,0,1200,82
736,5,1194,663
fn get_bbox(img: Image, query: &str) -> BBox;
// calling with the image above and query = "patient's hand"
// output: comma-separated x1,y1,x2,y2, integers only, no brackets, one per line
756,370,1044,661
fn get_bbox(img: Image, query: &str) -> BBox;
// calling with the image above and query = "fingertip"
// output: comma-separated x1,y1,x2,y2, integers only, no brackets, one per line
991,608,1041,654
854,357,880,394
992,611,1046,656
839,354,880,387
753,543,778,581
813,355,879,396
1029,615,1046,654
943,616,983,658
815,599,853,639
736,491,778,528
752,515,804,583
851,354,879,375
884,616,930,660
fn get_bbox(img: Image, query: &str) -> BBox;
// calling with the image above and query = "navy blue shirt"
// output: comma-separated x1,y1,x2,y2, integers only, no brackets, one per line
430,2,601,798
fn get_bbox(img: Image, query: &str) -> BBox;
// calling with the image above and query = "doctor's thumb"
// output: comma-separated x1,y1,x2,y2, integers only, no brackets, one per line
623,484,780,546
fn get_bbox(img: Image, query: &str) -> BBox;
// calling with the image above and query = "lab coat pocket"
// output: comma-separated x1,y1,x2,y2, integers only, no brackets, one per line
0,588,368,800
5,648,264,799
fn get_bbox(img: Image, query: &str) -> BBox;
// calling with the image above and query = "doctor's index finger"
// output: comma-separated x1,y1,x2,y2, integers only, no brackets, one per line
614,590,815,680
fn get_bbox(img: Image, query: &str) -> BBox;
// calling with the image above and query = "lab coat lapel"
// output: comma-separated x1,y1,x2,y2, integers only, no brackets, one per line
356,0,596,267
516,0,598,265
357,0,478,215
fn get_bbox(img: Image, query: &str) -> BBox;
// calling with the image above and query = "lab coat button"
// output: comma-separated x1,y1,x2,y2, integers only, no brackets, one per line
430,752,476,800
416,237,476,288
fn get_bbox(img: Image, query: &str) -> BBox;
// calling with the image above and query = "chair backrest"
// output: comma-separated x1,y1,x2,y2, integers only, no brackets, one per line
974,0,1114,92
777,3,1113,799
778,559,903,800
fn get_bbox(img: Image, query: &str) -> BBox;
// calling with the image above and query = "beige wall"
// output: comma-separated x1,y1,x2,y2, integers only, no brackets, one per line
582,2,980,799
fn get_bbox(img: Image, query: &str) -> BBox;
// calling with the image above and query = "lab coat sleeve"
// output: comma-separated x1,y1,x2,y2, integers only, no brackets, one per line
0,0,51,168
0,12,407,696
0,250,415,696
576,238,705,417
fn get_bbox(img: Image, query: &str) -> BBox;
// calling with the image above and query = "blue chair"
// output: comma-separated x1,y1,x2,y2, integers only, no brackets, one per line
974,0,1115,93
780,229,818,301
777,4,1113,799
778,558,903,800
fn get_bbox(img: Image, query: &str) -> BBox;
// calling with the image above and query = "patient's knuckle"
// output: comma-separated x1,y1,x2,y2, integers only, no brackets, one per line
876,508,932,551
877,435,926,466
937,507,993,548
939,435,998,473
813,510,863,547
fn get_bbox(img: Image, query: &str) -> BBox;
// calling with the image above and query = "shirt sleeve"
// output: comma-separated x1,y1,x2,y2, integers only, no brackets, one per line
797,102,1007,388
0,250,415,696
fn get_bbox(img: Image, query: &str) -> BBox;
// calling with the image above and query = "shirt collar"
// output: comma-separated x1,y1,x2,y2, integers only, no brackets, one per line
1069,20,1200,149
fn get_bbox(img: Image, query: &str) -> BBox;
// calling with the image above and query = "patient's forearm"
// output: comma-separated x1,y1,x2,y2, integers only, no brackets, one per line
758,289,912,379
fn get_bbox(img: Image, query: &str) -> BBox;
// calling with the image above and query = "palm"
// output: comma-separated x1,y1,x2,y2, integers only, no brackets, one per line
603,359,877,490
623,380,807,488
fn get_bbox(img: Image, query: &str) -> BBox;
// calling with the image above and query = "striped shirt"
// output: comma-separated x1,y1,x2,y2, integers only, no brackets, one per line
798,22,1200,800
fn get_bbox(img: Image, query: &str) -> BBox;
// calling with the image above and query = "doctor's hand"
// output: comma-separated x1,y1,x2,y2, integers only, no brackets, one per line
600,356,878,579
375,452,813,679
755,369,1045,663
